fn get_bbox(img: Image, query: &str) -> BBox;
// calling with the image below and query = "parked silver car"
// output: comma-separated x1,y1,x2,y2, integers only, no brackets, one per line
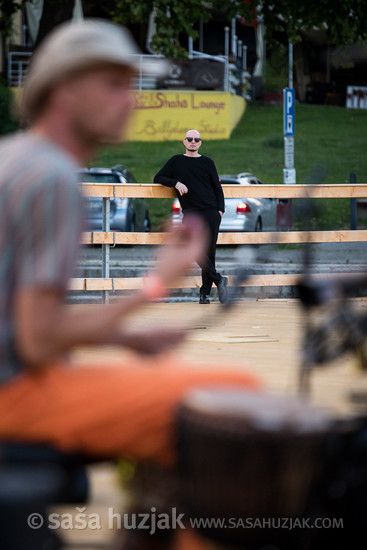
78,166,151,232
171,172,277,231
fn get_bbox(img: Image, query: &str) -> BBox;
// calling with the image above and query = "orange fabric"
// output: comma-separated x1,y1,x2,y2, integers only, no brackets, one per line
175,527,211,550
0,355,261,465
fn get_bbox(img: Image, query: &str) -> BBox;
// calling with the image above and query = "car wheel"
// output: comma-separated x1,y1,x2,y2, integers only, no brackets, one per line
254,218,262,231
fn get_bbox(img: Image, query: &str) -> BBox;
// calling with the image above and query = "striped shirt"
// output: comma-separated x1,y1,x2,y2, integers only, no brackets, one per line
0,132,84,384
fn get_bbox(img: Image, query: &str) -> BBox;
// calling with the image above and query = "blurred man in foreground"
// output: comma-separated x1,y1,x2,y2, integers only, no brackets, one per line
0,19,260,549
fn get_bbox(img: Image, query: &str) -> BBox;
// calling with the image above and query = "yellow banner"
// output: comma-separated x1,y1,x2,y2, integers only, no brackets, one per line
11,88,245,142
128,91,246,141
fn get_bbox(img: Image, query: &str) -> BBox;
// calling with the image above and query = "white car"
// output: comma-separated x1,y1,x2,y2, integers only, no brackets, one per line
171,172,278,232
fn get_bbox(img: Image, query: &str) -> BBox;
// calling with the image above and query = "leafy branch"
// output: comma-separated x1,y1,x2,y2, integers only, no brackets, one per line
0,0,23,36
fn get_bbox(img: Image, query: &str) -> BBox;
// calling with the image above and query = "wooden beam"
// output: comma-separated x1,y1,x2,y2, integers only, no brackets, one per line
217,230,367,245
82,230,367,246
81,183,367,199
69,279,86,291
86,232,165,245
82,183,175,199
69,272,367,291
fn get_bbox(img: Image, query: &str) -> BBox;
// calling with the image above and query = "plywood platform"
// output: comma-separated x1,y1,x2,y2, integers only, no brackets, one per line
59,299,367,549
72,299,366,415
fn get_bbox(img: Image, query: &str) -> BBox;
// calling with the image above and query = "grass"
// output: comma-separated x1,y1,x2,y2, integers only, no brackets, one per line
94,103,367,230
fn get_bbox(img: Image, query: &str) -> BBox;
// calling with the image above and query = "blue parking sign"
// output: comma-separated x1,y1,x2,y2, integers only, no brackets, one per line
283,88,295,136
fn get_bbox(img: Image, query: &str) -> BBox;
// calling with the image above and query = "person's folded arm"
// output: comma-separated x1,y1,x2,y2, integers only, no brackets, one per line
153,158,178,188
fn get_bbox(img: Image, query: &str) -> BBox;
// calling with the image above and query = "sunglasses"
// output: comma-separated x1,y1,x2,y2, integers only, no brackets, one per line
185,137,201,143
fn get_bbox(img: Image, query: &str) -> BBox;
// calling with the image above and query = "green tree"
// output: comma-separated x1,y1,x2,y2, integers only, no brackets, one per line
112,0,367,57
112,0,244,58
2,1,366,58
241,0,367,46
0,1,23,37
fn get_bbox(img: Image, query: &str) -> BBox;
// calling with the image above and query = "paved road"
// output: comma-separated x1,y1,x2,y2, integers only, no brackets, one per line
79,240,367,262
77,241,367,273
255,241,367,264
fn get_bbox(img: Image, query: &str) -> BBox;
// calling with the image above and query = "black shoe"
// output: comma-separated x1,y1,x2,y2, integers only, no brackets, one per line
217,276,228,304
199,294,210,304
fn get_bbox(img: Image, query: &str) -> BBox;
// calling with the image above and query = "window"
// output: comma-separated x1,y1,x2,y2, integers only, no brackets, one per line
77,172,121,184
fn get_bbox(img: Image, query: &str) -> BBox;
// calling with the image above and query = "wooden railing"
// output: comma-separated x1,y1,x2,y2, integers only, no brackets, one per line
82,183,367,199
71,183,367,296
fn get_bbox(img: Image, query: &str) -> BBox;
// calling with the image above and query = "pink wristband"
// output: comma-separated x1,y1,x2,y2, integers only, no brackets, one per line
142,275,166,300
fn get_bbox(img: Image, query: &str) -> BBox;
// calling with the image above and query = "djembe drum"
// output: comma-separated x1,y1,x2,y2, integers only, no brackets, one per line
176,389,337,550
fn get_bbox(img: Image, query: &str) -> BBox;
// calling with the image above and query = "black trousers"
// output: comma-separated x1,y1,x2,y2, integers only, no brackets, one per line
184,209,222,295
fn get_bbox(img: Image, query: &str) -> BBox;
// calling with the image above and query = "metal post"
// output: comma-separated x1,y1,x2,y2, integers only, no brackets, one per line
188,36,193,59
242,45,247,71
350,173,357,230
138,55,143,90
237,40,242,60
236,39,242,95
7,52,12,86
289,42,293,89
231,18,236,57
283,42,296,186
18,61,22,87
102,197,111,303
199,20,204,52
224,26,229,92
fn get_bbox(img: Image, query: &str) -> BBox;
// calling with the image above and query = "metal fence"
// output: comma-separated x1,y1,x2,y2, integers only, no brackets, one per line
7,51,164,90
7,51,32,87
7,51,229,91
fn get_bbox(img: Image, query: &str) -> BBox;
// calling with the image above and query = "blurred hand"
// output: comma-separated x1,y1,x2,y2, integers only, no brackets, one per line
122,327,187,355
219,211,223,218
175,182,188,196
152,214,208,287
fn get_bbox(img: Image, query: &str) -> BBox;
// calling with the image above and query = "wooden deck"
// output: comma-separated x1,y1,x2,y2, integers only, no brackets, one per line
56,299,367,549
71,299,366,413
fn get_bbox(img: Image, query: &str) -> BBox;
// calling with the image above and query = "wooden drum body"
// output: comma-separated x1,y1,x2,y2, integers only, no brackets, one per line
176,389,346,549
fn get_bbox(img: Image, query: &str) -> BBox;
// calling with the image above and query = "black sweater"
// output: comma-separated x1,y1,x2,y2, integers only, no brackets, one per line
154,154,225,213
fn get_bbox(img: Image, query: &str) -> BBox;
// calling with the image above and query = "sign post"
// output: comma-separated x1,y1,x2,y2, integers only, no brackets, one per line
278,44,295,229
283,87,295,184
277,84,295,229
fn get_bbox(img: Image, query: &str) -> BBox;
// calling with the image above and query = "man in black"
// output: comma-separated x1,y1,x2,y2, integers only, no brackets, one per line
154,129,228,304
